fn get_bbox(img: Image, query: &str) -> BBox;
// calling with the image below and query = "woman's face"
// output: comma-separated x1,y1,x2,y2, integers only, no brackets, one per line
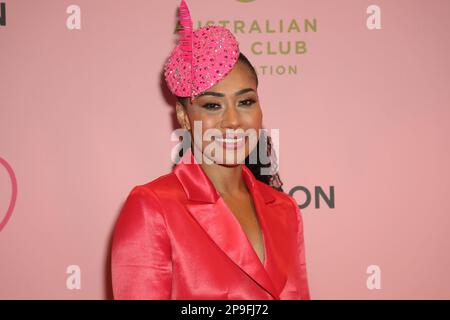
176,61,263,166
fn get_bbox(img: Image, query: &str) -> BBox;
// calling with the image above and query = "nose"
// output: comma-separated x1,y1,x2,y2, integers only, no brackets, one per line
220,105,241,130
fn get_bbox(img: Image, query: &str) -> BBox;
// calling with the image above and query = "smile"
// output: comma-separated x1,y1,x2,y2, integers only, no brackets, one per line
215,137,244,143
214,136,246,150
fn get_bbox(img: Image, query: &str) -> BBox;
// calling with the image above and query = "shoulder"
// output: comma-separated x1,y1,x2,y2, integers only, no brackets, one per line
125,170,186,205
255,180,299,208
115,172,181,229
254,180,302,221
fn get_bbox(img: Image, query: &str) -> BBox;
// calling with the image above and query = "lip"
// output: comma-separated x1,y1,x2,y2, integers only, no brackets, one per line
214,135,247,150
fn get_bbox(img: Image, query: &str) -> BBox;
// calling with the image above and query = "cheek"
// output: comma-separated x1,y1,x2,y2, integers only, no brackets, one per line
188,112,220,146
243,108,263,129
187,110,216,131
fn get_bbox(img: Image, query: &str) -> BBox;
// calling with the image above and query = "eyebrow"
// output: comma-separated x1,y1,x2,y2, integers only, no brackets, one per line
197,88,255,98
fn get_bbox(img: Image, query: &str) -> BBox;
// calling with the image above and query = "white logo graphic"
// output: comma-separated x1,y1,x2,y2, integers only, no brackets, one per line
66,265,81,290
66,5,81,30
366,5,382,30
366,264,382,290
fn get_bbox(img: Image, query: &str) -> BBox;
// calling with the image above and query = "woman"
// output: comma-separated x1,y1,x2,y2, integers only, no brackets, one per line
111,0,310,300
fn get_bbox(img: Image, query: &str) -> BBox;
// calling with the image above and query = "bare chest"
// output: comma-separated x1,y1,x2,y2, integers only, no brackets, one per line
222,194,265,264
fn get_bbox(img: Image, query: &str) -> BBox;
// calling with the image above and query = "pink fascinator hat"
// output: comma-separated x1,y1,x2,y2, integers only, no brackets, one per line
163,0,240,99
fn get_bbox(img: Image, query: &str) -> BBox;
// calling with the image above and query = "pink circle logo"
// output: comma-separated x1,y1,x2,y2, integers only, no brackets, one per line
0,157,18,232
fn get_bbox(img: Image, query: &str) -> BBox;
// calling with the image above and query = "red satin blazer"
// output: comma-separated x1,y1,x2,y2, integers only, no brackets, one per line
111,149,310,300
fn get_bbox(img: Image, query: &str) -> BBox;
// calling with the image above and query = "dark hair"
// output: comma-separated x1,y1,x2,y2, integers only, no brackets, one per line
176,52,284,192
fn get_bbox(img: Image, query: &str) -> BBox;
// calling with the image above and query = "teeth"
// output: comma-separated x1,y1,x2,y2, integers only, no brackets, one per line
216,137,243,143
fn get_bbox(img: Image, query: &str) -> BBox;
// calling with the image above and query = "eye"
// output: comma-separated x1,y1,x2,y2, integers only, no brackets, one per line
239,99,256,106
201,103,221,110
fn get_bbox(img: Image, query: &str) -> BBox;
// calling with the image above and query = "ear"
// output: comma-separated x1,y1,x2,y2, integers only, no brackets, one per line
175,101,191,131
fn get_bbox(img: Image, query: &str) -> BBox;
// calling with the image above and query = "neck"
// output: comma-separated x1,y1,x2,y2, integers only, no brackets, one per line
193,147,247,196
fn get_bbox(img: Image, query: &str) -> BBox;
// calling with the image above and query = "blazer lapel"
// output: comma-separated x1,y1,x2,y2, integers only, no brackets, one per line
173,148,282,299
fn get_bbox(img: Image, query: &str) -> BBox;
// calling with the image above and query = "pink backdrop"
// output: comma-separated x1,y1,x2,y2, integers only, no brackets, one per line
1,0,449,299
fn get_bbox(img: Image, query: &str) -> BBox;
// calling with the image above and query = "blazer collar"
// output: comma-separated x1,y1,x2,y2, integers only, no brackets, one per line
173,148,284,299
173,148,276,205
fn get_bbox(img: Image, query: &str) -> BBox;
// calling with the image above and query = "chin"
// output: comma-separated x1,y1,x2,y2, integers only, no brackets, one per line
204,153,247,166
219,157,247,166
213,144,250,165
